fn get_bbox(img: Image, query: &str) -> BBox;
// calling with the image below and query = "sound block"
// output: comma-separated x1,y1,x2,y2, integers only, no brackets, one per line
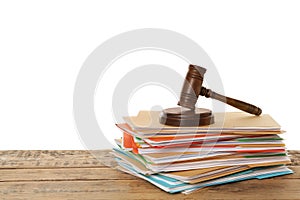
159,107,214,127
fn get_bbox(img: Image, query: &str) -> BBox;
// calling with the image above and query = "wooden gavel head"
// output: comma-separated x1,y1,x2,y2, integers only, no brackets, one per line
178,64,206,110
159,64,214,127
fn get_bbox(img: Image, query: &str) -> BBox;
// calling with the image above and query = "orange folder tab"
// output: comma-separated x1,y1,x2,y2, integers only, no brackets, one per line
122,132,134,148
122,132,139,154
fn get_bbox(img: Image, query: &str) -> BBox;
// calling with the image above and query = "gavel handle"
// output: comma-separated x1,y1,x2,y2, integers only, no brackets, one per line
200,87,262,116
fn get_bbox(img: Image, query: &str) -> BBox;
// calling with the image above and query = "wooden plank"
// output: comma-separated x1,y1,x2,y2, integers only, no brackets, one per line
0,179,300,200
0,150,114,169
0,166,298,182
0,150,299,169
0,168,135,182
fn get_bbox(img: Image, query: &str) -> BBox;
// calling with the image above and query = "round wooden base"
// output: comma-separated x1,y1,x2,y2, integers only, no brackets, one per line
159,107,214,127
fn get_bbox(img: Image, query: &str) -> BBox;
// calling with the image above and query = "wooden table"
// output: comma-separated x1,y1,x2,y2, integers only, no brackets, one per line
0,150,299,200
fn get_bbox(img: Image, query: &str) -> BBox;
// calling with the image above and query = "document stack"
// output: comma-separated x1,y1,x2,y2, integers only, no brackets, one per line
112,111,293,194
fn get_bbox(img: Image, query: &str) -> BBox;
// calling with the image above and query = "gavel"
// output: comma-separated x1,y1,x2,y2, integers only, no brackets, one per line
178,64,262,115
159,64,262,126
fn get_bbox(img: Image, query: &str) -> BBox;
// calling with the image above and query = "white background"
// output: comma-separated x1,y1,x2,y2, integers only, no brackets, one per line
0,0,299,150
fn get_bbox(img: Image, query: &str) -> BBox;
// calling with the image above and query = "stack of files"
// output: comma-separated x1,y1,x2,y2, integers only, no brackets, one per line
112,111,293,194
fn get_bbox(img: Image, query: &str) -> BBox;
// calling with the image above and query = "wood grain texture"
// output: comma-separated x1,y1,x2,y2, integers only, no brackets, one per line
0,150,299,200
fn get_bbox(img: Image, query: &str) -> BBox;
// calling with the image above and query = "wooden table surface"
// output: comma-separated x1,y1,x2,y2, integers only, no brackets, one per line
0,150,299,200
